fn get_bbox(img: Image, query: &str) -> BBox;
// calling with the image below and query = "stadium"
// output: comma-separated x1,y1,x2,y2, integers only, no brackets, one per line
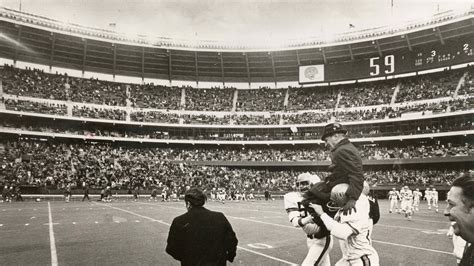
0,1,473,265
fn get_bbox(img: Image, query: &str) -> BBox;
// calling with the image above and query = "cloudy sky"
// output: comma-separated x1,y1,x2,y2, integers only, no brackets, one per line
1,0,473,43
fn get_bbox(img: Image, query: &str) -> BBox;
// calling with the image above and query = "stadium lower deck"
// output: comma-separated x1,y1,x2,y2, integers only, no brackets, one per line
0,198,455,265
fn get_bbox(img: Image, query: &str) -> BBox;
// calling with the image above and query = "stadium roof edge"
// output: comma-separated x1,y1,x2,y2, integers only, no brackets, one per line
0,6,473,52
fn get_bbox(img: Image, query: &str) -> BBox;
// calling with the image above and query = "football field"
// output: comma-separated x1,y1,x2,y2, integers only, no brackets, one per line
0,198,455,265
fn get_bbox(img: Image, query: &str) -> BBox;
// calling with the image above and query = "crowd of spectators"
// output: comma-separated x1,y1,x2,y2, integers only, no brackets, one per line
182,114,231,125
129,84,181,109
338,80,396,107
232,114,280,125
67,77,127,106
282,112,329,124
287,86,338,111
396,69,463,102
1,65,127,106
72,106,126,121
1,65,68,100
131,111,180,124
366,169,461,186
3,96,469,125
2,64,472,126
236,88,285,111
4,99,67,116
1,114,471,140
185,87,234,111
0,140,469,193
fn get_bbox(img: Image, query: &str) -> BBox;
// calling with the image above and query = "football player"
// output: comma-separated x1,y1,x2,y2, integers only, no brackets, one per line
424,188,432,210
284,173,332,266
387,188,399,213
150,188,158,201
161,186,169,202
431,187,439,212
309,183,379,266
362,181,380,239
412,188,423,211
248,189,255,201
400,186,413,220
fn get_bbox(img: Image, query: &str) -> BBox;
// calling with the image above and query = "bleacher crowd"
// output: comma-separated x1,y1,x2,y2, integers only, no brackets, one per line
0,140,470,192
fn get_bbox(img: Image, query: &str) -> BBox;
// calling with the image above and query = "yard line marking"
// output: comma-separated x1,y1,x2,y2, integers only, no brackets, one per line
383,217,447,224
376,224,438,231
96,204,170,226
372,240,451,255
228,216,294,229
237,246,297,265
47,202,58,266
101,203,297,265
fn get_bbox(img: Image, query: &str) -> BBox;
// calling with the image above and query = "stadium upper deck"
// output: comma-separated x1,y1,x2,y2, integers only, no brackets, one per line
0,7,473,84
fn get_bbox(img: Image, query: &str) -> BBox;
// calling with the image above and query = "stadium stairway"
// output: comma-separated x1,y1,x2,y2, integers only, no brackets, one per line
390,83,401,105
335,91,342,109
453,71,468,97
232,89,238,112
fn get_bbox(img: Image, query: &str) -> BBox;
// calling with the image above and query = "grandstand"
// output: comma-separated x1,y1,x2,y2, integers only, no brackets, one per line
0,5,473,194
0,4,472,265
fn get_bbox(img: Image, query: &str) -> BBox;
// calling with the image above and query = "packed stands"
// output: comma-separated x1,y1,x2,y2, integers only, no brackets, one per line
185,87,234,111
1,65,127,106
129,84,181,109
1,65,68,100
4,99,67,115
131,111,180,123
0,140,470,191
182,114,231,125
72,106,127,120
236,87,286,111
287,86,338,111
338,80,396,108
396,69,464,102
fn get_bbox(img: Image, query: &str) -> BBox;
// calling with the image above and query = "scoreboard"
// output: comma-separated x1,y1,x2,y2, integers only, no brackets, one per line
299,36,474,84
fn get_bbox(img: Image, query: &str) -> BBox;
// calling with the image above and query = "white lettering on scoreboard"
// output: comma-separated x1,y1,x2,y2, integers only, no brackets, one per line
299,65,324,83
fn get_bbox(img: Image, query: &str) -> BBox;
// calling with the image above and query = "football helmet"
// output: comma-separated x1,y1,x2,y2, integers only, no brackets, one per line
327,183,349,212
296,173,321,192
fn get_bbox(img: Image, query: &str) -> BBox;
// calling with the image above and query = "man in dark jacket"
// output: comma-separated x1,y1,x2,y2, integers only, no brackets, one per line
166,187,238,266
305,123,364,215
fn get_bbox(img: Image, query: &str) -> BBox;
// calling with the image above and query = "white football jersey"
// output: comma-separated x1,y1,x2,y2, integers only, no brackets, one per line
413,191,422,200
335,195,378,261
400,190,413,201
388,191,398,200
